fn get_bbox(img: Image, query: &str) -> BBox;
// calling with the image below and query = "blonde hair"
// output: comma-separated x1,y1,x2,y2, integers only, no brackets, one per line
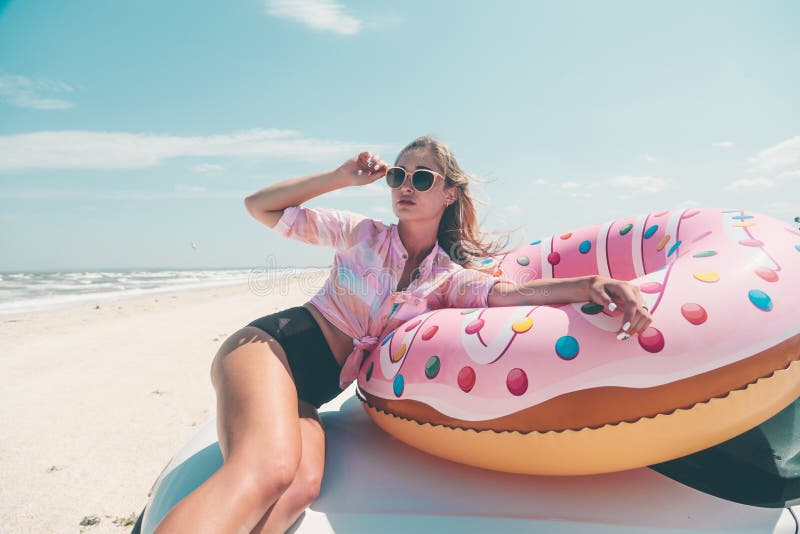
394,135,518,272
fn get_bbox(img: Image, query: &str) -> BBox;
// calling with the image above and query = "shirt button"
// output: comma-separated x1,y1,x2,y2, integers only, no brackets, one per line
402,254,407,259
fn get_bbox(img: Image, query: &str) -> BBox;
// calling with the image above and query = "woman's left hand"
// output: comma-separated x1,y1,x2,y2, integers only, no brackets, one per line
586,275,653,340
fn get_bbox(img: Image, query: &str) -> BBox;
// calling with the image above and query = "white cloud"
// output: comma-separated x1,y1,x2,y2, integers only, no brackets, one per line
760,201,799,216
0,73,75,110
0,187,248,200
533,178,547,185
672,199,700,210
606,175,670,198
723,177,776,192
264,0,362,35
0,128,393,172
193,163,225,173
639,154,656,162
746,136,800,173
712,141,734,148
559,181,579,190
776,169,800,182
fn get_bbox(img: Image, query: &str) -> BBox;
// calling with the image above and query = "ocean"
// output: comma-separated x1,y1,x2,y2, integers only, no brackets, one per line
0,267,328,315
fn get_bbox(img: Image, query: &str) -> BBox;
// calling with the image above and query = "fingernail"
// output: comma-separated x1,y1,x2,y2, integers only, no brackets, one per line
622,321,631,332
617,332,630,341
608,302,617,311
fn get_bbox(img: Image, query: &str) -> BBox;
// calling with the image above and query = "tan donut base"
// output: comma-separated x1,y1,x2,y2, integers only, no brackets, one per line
360,359,800,476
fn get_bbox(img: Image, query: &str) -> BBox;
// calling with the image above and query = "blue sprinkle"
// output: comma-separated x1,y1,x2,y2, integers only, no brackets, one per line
481,258,493,264
667,240,682,257
644,225,659,239
393,374,405,396
579,240,591,254
381,331,395,346
748,289,773,311
732,215,754,220
555,335,580,360
530,240,541,246
795,244,800,252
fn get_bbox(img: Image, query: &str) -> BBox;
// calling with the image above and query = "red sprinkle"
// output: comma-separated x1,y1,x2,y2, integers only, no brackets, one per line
458,366,476,392
421,325,439,341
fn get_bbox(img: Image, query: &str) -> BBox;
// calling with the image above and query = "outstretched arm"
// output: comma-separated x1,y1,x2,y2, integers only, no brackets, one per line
488,274,653,339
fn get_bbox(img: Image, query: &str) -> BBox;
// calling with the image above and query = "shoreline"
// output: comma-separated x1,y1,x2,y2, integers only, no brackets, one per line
0,275,326,533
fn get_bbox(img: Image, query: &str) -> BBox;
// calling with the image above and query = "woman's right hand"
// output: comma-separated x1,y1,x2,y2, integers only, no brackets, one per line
336,151,389,186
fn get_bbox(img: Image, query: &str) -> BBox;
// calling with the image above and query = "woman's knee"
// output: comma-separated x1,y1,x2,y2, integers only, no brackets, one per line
228,452,301,504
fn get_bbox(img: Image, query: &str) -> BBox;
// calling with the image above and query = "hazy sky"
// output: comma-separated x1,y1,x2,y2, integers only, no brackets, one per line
1,0,798,272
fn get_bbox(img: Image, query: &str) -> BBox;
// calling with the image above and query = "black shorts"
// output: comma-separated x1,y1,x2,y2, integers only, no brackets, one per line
246,305,344,409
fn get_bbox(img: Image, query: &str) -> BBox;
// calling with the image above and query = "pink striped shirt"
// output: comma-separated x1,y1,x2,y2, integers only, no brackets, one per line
272,205,510,389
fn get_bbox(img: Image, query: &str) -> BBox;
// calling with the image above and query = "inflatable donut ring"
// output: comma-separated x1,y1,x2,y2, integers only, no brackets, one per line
356,208,800,476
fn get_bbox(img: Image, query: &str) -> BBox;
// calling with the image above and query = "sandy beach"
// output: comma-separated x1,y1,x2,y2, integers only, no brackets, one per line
0,274,327,533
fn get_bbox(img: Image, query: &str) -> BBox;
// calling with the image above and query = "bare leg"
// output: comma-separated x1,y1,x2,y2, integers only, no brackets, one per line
153,327,303,534
249,400,326,534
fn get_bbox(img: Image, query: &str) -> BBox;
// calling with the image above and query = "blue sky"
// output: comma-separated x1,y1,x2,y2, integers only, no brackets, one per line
0,0,798,272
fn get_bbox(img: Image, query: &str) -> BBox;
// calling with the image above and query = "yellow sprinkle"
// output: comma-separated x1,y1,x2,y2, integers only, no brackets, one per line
512,316,533,333
656,234,671,251
391,343,407,363
732,221,756,227
693,271,719,283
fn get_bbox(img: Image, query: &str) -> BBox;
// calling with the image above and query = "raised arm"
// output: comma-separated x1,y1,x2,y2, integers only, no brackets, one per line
244,151,388,229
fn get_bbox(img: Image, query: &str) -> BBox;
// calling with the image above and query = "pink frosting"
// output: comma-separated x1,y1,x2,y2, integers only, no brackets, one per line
358,208,800,422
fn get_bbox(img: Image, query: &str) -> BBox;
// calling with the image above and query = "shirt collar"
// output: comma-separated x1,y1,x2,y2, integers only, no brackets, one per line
390,223,447,275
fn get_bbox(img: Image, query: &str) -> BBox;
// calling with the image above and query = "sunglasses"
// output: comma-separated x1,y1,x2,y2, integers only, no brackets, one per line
385,166,444,192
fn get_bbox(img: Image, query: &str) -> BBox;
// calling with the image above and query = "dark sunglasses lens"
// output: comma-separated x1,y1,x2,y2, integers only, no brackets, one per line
385,168,405,188
413,170,435,191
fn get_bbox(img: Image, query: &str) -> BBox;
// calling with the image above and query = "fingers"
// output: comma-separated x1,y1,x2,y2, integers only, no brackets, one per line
359,152,388,177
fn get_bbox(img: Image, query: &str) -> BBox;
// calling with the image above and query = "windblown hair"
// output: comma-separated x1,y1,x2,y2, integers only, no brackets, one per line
394,135,518,272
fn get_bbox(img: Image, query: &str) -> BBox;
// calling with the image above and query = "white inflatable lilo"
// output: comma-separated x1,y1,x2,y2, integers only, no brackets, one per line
133,207,800,532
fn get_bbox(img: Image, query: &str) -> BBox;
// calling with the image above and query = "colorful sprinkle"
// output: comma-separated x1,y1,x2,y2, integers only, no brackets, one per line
656,235,671,251
682,209,700,218
511,316,533,333
458,366,476,392
732,221,756,227
481,258,493,264
555,335,579,360
404,319,421,332
639,281,662,293
494,269,503,276
391,343,407,363
547,251,561,265
748,289,773,311
460,309,479,315
393,374,404,396
380,331,395,346
425,356,440,379
365,362,374,381
560,232,573,240
666,240,681,257
755,268,779,283
581,302,604,315
465,319,485,335
739,239,763,247
680,303,708,325
693,271,720,283
693,250,716,258
654,210,669,217
638,327,665,353
530,240,541,245
732,215,754,220
506,368,528,396
644,225,659,239
516,255,530,266
795,244,800,252
579,240,591,254
620,223,633,236
421,325,439,340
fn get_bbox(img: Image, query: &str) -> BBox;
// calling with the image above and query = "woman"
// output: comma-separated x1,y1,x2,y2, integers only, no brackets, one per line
153,135,652,533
